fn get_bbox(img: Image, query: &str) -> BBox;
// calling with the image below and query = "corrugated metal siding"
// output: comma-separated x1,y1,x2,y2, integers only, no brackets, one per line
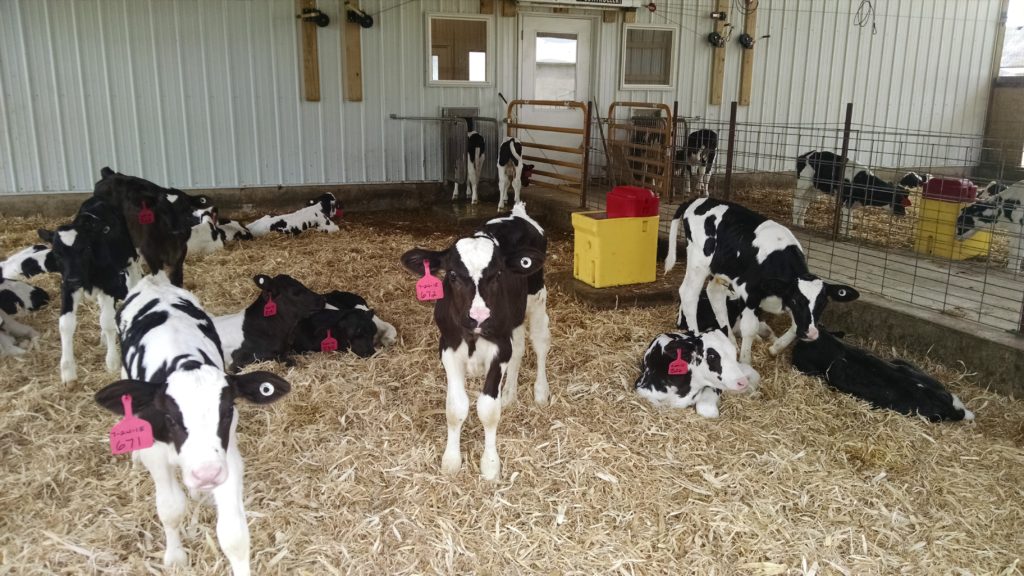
0,0,1004,195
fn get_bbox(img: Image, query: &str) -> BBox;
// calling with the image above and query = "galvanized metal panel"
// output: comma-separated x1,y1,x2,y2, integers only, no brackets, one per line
0,0,1006,195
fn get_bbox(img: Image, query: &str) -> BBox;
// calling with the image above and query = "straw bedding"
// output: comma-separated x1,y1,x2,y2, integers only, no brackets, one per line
1,209,1022,575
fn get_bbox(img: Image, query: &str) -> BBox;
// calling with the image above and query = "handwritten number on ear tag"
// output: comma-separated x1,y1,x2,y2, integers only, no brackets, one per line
416,261,443,301
321,329,338,353
668,349,690,376
138,201,155,225
263,293,277,317
110,394,154,455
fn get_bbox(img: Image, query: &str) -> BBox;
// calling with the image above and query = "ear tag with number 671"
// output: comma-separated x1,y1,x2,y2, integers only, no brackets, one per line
668,349,690,376
416,261,444,301
110,394,154,455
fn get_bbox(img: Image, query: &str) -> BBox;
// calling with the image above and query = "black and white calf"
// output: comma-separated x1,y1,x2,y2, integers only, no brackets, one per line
400,202,550,481
635,330,756,418
674,129,719,197
956,180,1024,271
323,290,398,347
40,196,143,383
792,328,973,422
0,277,50,356
213,274,326,371
187,206,227,257
93,167,196,287
95,273,291,575
496,137,524,212
453,127,486,205
246,193,342,237
665,198,858,364
1,244,59,280
217,217,254,241
794,151,926,235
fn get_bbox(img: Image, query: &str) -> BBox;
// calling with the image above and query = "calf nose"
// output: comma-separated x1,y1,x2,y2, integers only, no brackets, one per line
469,306,490,324
806,325,820,341
734,377,749,390
191,463,226,488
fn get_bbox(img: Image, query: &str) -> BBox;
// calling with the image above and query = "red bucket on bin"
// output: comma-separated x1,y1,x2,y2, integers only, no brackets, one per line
606,186,659,218
922,178,977,203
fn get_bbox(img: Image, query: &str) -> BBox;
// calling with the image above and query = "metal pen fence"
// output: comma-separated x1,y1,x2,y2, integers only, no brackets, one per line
580,101,1024,335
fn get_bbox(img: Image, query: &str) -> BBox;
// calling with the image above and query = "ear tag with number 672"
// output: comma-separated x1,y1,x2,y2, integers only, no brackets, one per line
668,349,690,376
416,261,444,301
110,394,154,455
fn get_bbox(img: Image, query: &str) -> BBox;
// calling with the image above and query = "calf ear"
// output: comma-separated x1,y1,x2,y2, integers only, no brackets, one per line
37,229,54,244
400,248,447,275
253,274,274,291
95,380,163,414
230,371,292,404
505,247,546,275
826,283,860,302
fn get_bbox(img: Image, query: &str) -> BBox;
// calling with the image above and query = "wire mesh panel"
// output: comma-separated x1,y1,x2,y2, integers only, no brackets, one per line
605,102,673,199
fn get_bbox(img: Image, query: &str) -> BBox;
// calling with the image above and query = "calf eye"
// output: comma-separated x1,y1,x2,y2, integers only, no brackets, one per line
259,383,275,397
520,257,532,269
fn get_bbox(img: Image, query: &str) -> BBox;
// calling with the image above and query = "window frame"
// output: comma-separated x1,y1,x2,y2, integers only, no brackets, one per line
425,13,495,87
619,23,678,91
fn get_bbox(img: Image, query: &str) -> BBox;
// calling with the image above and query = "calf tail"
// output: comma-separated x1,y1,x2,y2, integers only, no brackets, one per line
664,203,687,274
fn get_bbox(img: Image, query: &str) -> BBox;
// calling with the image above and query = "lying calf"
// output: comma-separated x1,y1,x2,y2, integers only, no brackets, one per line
635,330,756,418
792,328,974,422
246,193,342,237
0,277,50,355
187,207,227,257
1,244,58,280
95,272,291,575
213,274,325,371
323,290,398,347
293,308,377,357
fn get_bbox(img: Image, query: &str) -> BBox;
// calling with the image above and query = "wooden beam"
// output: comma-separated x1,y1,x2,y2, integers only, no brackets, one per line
480,0,494,15
709,0,728,105
738,2,757,106
501,0,517,17
603,10,617,23
297,0,320,102
343,0,363,102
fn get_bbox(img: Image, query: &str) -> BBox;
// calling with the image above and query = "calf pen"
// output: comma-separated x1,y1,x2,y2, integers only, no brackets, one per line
582,107,1024,335
0,211,1022,574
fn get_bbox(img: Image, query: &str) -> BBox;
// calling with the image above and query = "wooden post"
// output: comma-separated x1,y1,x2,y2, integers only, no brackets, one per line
623,8,637,23
738,3,757,106
297,0,320,102
343,0,363,102
480,0,494,15
501,0,517,17
724,101,737,200
832,103,855,241
709,0,728,105
603,10,617,23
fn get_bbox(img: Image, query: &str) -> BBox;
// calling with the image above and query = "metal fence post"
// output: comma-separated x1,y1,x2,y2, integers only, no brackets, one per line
724,101,738,201
832,102,854,241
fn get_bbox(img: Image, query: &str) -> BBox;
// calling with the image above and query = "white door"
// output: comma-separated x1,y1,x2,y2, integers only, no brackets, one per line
517,16,593,190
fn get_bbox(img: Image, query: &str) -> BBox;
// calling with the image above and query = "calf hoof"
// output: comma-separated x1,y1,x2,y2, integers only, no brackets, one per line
696,401,720,419
479,453,501,481
379,327,398,347
533,381,550,406
768,343,783,357
105,352,121,373
441,449,462,476
60,362,77,385
471,199,479,206
164,547,188,567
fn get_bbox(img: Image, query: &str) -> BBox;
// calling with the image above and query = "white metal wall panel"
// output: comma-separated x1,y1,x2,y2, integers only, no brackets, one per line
0,0,1005,195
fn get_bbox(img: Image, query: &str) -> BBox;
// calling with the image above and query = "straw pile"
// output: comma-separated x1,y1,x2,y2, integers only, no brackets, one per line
1,210,1022,575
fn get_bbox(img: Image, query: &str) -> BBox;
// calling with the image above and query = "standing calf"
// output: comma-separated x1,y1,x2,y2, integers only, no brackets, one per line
95,273,291,575
956,180,1024,271
674,129,718,197
665,198,857,363
496,137,524,212
400,202,550,480
453,125,486,205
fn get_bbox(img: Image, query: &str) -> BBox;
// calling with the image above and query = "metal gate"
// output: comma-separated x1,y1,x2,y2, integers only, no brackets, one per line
606,102,674,199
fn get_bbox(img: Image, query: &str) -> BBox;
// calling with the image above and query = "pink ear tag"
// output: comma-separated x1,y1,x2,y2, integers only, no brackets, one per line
416,261,444,301
263,293,277,317
668,349,690,375
321,329,338,352
109,394,154,455
138,201,155,225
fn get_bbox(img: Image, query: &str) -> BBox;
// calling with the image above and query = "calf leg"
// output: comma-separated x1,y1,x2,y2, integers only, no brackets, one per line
501,325,526,409
683,165,693,197
59,288,83,384
497,170,509,211
768,320,798,356
678,264,709,332
737,307,760,364
511,166,523,206
139,443,189,568
705,281,733,341
451,180,460,201
696,165,708,196
0,312,38,340
440,347,469,475
371,315,398,347
526,288,551,406
97,292,120,373
479,353,509,481
469,156,482,205
214,439,250,576
694,387,721,419
0,329,26,356
792,186,811,228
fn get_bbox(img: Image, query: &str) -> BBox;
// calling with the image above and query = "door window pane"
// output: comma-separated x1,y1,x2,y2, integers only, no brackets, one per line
429,17,489,83
622,26,676,87
535,33,577,100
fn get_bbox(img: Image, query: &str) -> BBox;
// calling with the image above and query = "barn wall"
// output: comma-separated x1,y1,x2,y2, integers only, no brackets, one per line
0,0,1004,195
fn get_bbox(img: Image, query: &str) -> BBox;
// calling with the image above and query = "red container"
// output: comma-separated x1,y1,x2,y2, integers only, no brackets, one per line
606,186,659,218
922,178,978,203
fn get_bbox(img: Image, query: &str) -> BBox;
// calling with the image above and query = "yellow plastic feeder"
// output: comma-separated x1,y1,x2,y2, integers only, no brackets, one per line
913,178,991,260
572,211,659,288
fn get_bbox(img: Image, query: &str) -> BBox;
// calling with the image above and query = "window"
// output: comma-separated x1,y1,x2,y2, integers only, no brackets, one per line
1000,2,1024,77
534,33,578,100
621,24,677,89
427,15,493,85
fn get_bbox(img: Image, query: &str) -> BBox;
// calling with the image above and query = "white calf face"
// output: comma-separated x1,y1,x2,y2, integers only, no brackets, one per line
453,237,498,332
162,366,236,491
694,330,749,391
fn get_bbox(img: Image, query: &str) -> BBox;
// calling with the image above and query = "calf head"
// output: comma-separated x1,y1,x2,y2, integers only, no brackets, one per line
692,330,749,391
762,276,860,341
401,235,544,336
956,195,1005,239
640,331,749,393
252,274,325,321
39,200,134,295
306,193,342,220
299,309,377,357
95,366,290,491
0,278,49,314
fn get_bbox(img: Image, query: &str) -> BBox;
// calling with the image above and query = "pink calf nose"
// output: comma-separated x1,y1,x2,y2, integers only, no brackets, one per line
469,307,490,324
191,464,225,486
806,326,820,341
735,378,749,390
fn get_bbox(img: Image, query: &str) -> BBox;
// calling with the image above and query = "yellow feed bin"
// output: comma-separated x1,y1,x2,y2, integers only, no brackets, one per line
572,211,659,288
912,178,991,260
